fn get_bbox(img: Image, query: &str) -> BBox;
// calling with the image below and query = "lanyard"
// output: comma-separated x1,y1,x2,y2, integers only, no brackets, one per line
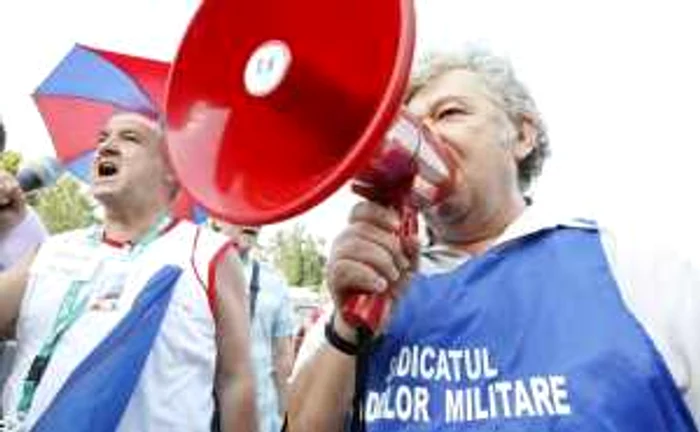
16,213,174,419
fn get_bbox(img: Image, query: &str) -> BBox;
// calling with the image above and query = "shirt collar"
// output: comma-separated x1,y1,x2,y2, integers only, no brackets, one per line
419,203,593,274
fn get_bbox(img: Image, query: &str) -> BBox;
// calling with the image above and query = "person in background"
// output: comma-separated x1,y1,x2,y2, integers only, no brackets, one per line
0,116,50,415
0,171,48,272
216,222,296,432
0,114,49,271
0,112,256,431
288,48,700,431
293,302,325,357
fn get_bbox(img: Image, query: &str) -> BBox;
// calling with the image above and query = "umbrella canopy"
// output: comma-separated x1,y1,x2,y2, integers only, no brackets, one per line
33,44,206,222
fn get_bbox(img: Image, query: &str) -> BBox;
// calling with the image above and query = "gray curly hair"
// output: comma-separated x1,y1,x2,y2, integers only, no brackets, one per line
406,47,550,192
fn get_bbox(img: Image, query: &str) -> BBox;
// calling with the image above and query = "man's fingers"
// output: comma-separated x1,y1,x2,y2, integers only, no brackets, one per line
326,258,388,296
401,235,421,271
349,201,401,233
345,222,412,272
331,233,401,284
325,200,419,331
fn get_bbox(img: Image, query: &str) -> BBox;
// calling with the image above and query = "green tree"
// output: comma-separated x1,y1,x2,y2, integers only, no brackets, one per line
0,150,22,174
0,151,96,233
31,176,98,234
270,224,326,289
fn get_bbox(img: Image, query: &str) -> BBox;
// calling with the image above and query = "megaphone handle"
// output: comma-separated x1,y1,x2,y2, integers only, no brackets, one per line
340,202,417,334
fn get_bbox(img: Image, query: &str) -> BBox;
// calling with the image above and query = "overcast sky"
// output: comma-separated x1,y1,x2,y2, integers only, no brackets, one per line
1,1,699,253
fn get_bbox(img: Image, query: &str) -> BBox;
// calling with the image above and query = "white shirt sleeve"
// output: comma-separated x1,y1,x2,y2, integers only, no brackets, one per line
600,225,700,426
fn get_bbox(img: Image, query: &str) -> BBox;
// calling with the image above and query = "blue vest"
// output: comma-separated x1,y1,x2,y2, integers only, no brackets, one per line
362,226,697,431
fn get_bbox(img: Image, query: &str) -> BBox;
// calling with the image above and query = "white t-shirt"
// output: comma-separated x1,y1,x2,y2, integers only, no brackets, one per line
291,205,700,426
2,220,230,431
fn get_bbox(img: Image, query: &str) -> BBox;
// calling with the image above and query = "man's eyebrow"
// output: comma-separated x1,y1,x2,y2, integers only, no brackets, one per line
432,95,472,107
120,128,145,138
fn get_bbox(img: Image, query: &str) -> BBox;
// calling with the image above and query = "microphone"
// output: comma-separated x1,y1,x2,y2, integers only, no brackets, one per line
16,157,64,192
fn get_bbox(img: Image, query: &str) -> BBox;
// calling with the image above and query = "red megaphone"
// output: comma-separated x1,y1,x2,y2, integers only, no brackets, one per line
164,0,454,333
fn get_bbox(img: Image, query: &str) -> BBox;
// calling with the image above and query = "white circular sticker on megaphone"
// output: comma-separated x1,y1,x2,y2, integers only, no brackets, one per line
244,40,292,98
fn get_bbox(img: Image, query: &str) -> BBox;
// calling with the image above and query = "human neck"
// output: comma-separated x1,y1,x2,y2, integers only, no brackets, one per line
437,194,527,256
103,203,170,245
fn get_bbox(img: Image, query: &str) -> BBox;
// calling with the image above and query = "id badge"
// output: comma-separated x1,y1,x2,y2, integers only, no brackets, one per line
38,246,101,281
88,258,131,312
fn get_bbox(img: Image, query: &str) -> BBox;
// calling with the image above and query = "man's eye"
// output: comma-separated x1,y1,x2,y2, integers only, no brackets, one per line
436,107,465,120
122,133,140,143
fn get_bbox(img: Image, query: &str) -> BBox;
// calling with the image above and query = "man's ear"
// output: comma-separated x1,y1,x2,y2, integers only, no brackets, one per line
513,113,537,162
163,167,180,200
158,146,179,196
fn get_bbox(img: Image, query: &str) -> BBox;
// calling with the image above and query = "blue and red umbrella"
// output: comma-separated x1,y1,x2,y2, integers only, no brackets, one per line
33,44,206,222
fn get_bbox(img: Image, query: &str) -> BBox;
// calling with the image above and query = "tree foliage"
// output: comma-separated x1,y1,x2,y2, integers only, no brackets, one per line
0,150,22,175
1,151,95,233
31,176,98,234
269,224,326,288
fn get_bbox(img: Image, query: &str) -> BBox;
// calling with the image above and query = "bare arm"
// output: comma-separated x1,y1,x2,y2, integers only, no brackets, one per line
213,249,257,432
0,170,37,339
272,335,294,415
0,248,36,340
288,315,359,431
287,201,417,431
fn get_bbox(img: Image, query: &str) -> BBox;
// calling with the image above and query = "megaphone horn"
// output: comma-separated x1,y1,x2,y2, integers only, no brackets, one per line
165,0,455,332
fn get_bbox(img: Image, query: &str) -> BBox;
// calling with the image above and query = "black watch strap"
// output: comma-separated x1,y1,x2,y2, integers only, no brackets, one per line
324,315,360,356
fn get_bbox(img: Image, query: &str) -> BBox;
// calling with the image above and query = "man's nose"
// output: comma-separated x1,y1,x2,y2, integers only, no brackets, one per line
97,136,119,156
419,117,443,142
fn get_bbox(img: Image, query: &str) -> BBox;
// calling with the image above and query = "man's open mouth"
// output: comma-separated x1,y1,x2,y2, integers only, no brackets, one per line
97,160,119,177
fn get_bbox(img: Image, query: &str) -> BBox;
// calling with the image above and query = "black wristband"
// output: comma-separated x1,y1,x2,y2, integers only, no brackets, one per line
324,316,360,356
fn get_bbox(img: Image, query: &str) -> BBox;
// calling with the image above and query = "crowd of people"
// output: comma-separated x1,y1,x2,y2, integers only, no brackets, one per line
1,44,699,432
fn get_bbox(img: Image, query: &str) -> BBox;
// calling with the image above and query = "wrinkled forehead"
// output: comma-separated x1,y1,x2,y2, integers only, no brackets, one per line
105,112,163,140
407,68,496,117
